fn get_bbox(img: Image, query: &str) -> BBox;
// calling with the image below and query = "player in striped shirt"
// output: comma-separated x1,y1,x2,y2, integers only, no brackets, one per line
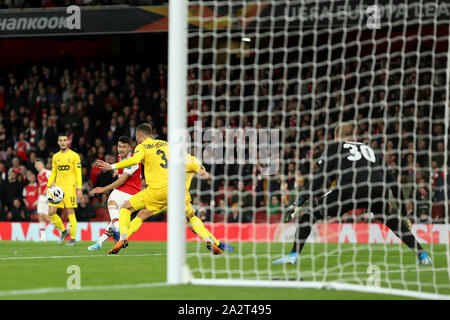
34,158,52,241
87,136,142,251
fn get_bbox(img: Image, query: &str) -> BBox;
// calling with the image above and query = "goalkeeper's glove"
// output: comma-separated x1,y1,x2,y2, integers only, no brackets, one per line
401,216,412,231
286,204,296,220
286,195,309,220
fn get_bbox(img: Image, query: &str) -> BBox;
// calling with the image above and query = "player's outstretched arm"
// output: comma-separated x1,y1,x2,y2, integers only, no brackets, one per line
90,174,130,195
198,167,210,180
97,150,144,171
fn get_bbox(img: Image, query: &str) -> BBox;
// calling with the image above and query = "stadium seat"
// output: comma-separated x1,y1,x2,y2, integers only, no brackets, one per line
254,212,267,223
269,214,282,223
92,208,110,221
212,213,226,223
432,204,444,220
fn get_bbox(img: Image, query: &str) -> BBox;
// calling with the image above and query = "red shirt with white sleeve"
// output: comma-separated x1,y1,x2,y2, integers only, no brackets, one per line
116,153,142,195
37,169,52,196
23,183,39,210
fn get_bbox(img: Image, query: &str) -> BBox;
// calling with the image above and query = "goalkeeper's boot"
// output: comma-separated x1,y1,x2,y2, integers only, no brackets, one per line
66,239,76,246
87,242,101,251
418,252,432,265
107,226,120,242
206,239,223,255
58,229,70,245
272,252,299,265
218,242,234,252
109,239,128,255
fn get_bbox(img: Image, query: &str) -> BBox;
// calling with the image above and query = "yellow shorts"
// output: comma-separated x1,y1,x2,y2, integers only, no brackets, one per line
49,185,77,209
128,187,194,216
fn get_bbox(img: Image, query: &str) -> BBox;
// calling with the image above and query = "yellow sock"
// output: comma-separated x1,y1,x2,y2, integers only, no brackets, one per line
189,215,219,245
119,208,131,239
49,214,65,232
127,217,143,238
68,214,77,240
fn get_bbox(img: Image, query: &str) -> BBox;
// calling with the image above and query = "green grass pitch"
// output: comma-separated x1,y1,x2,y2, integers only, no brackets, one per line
0,240,448,300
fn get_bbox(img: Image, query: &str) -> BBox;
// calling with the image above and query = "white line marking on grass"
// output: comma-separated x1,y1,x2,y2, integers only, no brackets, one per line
0,282,169,297
0,254,159,260
0,252,212,261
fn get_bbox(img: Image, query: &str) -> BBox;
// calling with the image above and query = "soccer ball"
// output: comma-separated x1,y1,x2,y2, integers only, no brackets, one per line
47,186,65,204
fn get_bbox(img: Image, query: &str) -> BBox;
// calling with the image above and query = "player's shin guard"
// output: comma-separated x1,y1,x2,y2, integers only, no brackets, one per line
98,221,113,246
68,214,77,240
39,221,47,240
127,217,143,238
119,208,131,240
108,206,120,231
291,209,321,255
49,213,66,232
385,215,425,256
189,215,219,245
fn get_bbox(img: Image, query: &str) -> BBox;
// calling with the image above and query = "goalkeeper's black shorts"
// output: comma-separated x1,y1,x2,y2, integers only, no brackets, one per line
311,185,391,220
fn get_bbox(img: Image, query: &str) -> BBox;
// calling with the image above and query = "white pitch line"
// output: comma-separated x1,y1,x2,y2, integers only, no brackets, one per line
0,282,169,297
0,252,212,261
0,253,161,260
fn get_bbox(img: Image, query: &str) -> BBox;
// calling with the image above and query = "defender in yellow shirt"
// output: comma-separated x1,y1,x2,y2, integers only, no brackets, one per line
44,133,83,246
121,154,233,254
97,123,233,254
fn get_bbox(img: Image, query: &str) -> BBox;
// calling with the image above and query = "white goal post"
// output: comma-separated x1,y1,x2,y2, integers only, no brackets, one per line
167,0,450,299
167,0,188,285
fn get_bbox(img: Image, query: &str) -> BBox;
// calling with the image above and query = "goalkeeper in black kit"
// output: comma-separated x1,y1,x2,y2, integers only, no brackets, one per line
273,122,432,265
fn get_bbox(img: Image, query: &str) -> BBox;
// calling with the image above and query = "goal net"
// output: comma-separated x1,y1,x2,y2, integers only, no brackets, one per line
181,0,450,299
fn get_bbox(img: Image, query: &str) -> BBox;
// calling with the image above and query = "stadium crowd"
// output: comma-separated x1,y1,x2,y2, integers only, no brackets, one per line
0,53,449,224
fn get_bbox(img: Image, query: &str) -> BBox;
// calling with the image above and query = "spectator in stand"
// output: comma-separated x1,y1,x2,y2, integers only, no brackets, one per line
14,132,31,161
80,116,95,147
431,160,445,203
75,192,96,222
1,172,23,207
415,178,431,222
228,204,240,223
432,141,446,168
269,195,281,215
8,156,21,177
25,120,40,150
231,181,253,222
7,198,29,222
42,118,58,151
418,210,432,224
36,139,50,159
0,124,6,146
0,161,7,182
0,205,7,221
22,171,39,215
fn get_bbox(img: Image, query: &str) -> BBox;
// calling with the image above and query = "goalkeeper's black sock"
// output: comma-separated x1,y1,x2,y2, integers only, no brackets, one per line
385,215,425,257
290,211,316,255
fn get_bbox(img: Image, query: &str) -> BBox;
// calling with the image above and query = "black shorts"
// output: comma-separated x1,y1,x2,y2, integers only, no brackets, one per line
312,185,390,220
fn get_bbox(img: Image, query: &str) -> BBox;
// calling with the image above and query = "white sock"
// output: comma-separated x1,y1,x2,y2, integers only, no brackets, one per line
108,206,120,231
39,221,47,241
98,222,113,246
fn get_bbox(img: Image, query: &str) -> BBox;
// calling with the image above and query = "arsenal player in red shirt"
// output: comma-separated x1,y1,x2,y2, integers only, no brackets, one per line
88,136,142,250
34,158,52,241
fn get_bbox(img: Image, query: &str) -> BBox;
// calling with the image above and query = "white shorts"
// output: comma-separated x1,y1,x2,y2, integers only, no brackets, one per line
108,189,134,209
37,195,49,215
